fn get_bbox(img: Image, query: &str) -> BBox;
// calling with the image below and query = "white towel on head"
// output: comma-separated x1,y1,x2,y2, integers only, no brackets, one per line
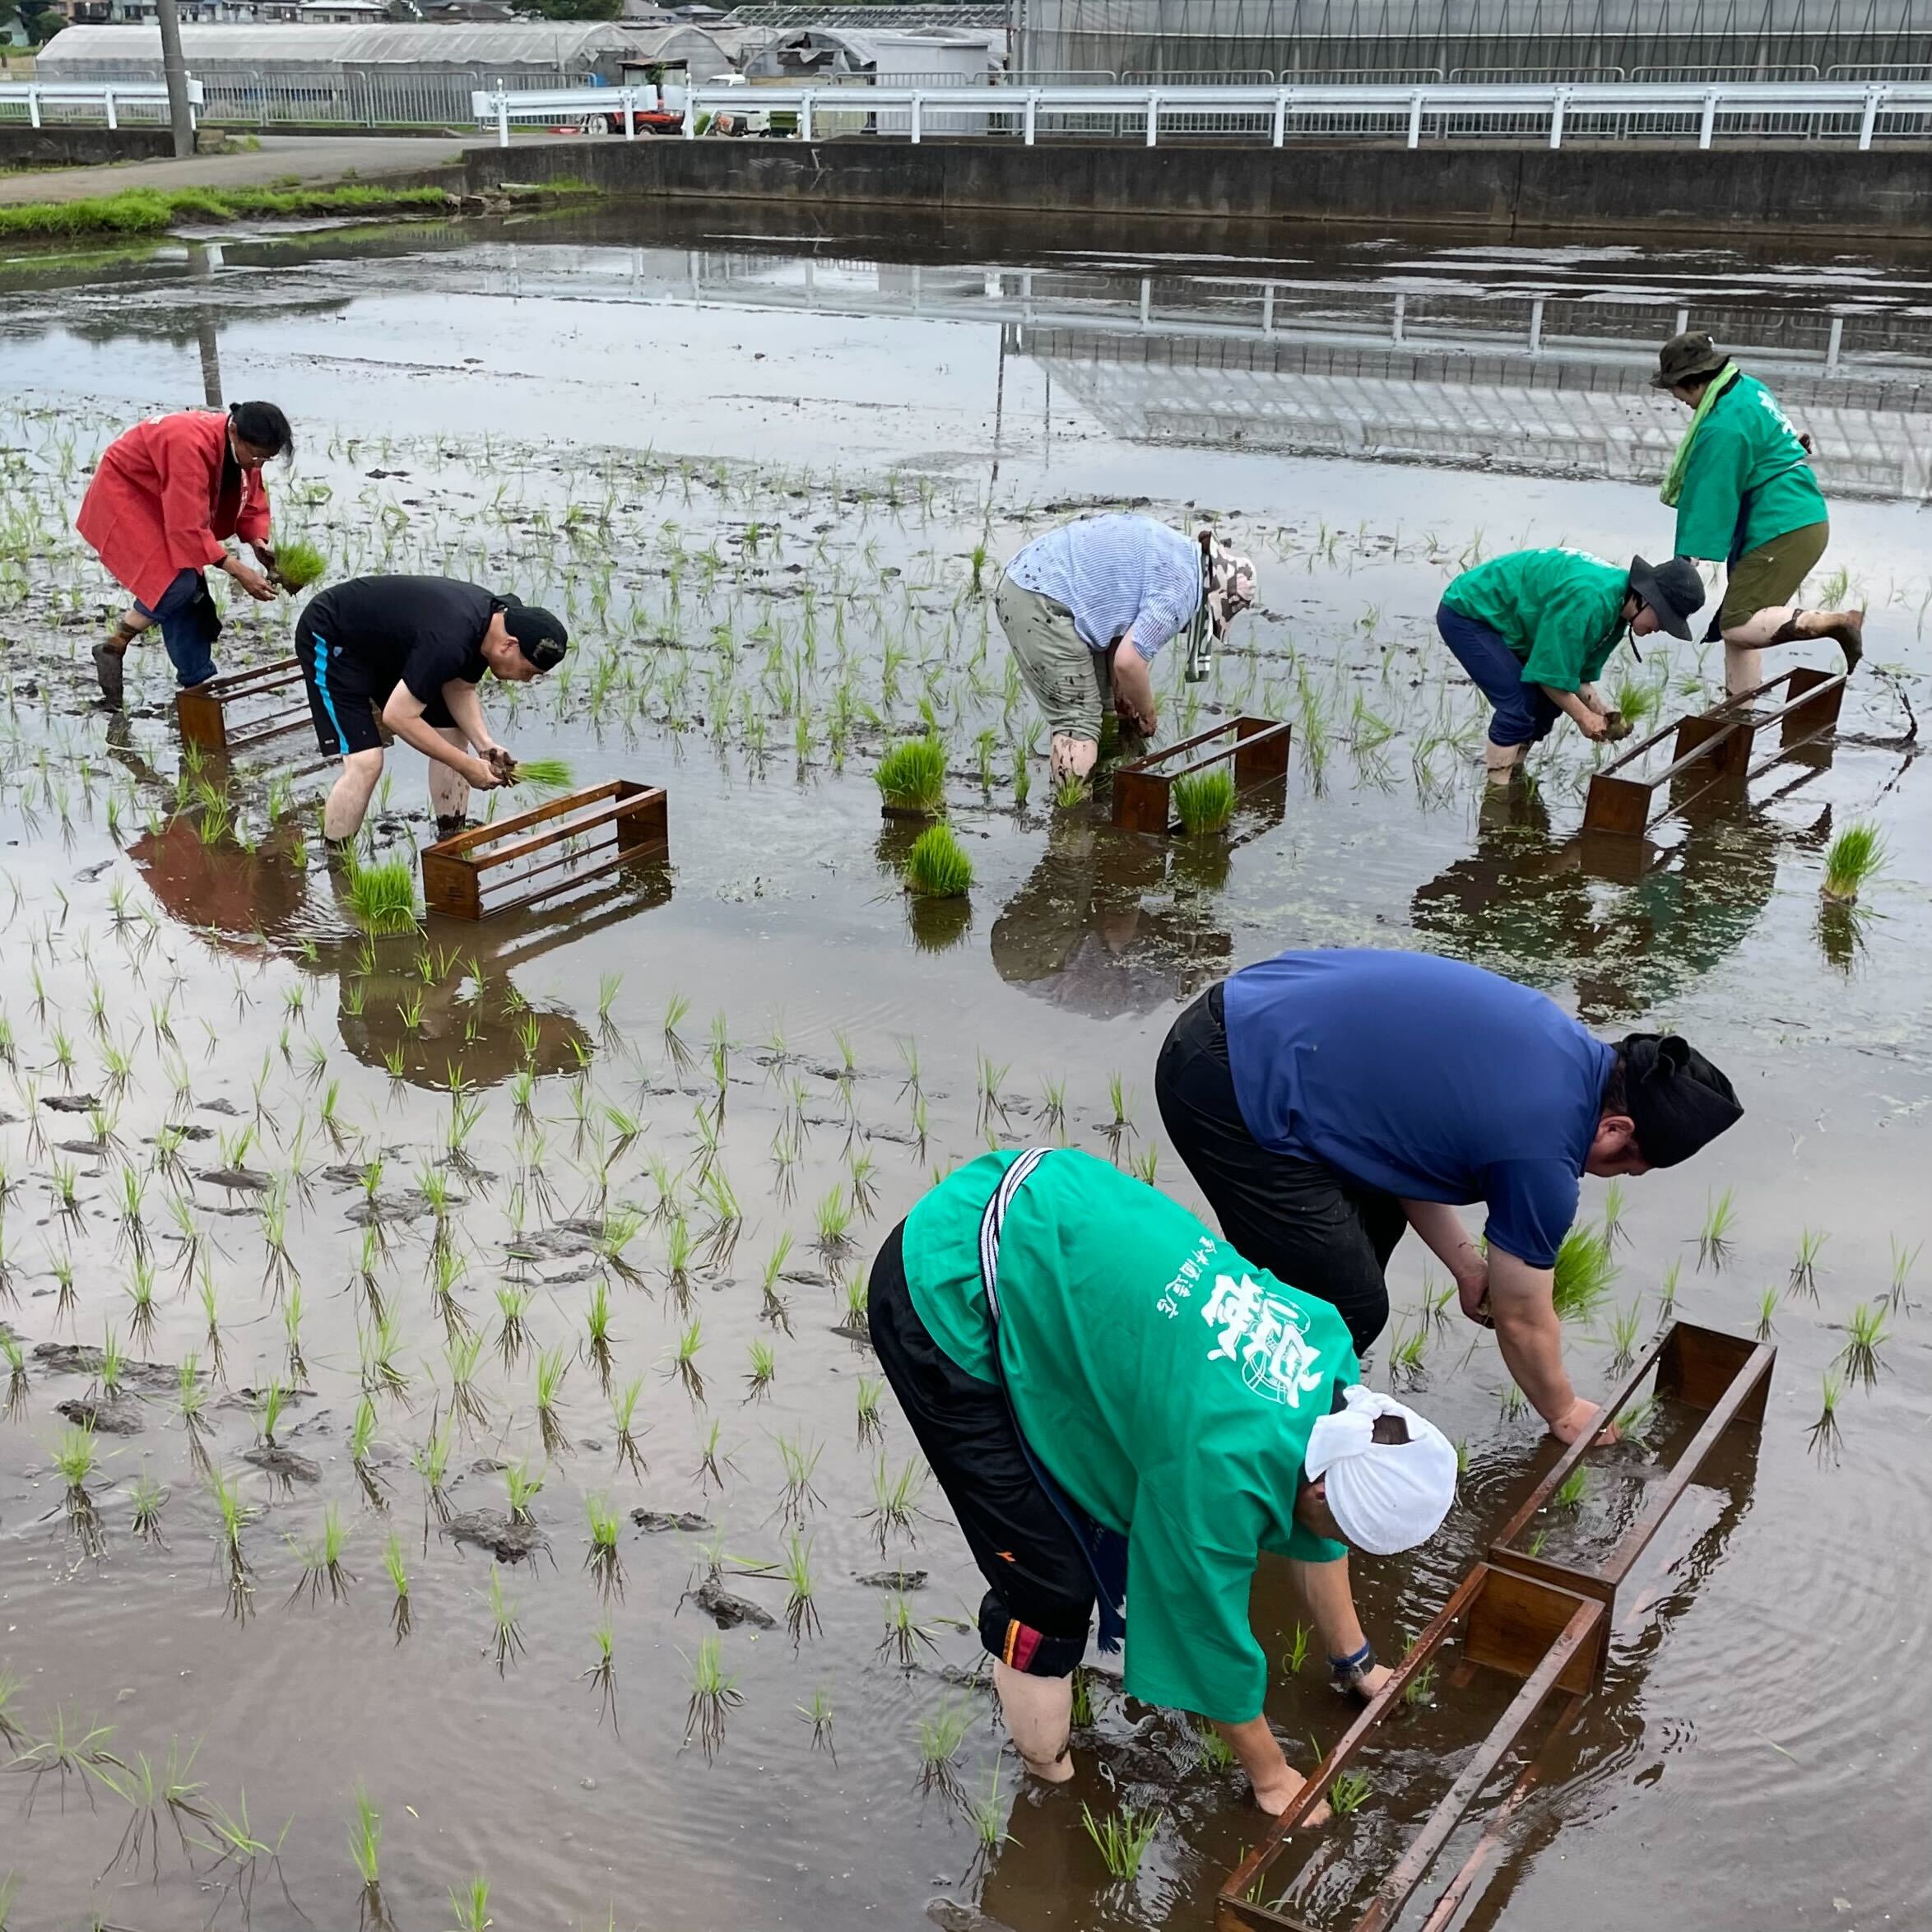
1305,1385,1458,1556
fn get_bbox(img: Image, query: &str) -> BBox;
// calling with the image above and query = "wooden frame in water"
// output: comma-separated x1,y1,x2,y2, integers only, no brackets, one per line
1217,1321,1774,1932
175,657,311,759
1111,715,1291,835
1582,665,1846,841
420,779,669,920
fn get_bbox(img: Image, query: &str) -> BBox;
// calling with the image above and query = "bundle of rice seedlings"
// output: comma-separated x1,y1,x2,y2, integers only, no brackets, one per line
1173,766,1236,836
875,736,948,816
1821,820,1886,903
504,758,575,792
272,541,327,593
344,859,418,936
901,824,973,899
1551,1225,1617,1322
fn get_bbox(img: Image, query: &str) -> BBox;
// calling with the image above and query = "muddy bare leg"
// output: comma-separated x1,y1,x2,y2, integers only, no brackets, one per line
991,1659,1074,1781
1723,605,1865,694
428,725,471,825
324,747,384,843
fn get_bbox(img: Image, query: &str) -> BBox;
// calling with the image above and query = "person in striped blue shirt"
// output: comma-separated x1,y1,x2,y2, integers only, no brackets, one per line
996,514,1256,783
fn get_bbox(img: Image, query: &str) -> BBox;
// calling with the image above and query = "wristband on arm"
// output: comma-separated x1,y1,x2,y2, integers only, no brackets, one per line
1329,1640,1377,1697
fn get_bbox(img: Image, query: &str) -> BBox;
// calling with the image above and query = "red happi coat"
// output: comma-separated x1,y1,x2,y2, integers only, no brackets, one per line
76,410,272,611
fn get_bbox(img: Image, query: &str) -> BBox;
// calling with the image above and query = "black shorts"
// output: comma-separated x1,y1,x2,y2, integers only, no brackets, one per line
866,1220,1093,1677
295,610,453,758
1154,982,1404,1357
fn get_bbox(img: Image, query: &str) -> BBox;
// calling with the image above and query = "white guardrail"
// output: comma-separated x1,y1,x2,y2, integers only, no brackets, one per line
474,77,1932,150
0,80,204,130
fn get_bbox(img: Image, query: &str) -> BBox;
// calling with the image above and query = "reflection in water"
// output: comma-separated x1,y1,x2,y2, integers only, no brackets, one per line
989,817,1237,1018
104,721,666,1089
1411,783,1823,1024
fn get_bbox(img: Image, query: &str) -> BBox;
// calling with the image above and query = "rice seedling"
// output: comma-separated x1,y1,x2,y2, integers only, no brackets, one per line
1194,1717,1237,1770
504,1458,544,1526
1837,1300,1888,1387
875,734,949,815
130,1472,168,1548
448,1876,492,1932
1038,1075,1067,1139
1606,1298,1643,1372
796,1687,835,1757
1755,1285,1781,1341
383,1532,411,1642
486,1564,526,1675
865,1455,927,1554
1888,1236,1920,1311
1697,1188,1735,1271
916,1698,972,1795
287,1502,354,1609
1330,1770,1374,1815
447,1332,490,1433
1280,1622,1312,1675
1601,1177,1628,1249
1809,1371,1843,1462
52,1422,104,1558
97,1736,209,1879
1553,1224,1619,1321
744,1337,778,1402
345,1782,386,1926
1553,1466,1588,1511
901,823,974,898
494,1284,532,1371
12,1707,123,1818
505,757,576,792
343,859,418,936
1405,1660,1439,1707
2,1330,25,1424
581,1619,620,1733
584,1493,625,1600
194,1786,294,1918
681,1634,742,1757
856,1373,885,1447
1081,1802,1161,1882
208,1467,253,1622
815,1184,854,1255
272,539,327,592
1788,1228,1826,1299
693,1418,735,1492
1820,820,1886,903
1389,1326,1428,1388
877,1591,937,1668
776,1429,825,1524
779,1530,820,1643
1054,773,1091,810
536,1345,574,1456
664,1212,696,1305
1173,765,1237,835
413,1411,457,1527
1656,1257,1682,1324
281,1281,309,1382
1612,1392,1656,1441
666,1317,706,1404
610,1376,648,1480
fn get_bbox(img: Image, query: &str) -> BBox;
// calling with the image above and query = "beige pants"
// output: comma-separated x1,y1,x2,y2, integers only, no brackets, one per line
995,577,1110,742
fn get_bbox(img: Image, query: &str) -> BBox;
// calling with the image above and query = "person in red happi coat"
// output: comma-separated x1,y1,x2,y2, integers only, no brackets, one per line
77,401,295,706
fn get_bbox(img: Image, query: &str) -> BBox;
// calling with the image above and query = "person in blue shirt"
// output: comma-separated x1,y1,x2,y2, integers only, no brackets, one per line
996,513,1256,785
1155,950,1742,1445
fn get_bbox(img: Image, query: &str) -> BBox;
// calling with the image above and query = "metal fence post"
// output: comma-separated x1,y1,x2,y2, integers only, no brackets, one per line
1408,89,1423,146
1549,86,1567,146
683,89,696,137
1145,89,1158,146
27,84,39,129
104,86,118,130
623,87,635,139
910,91,922,142
1700,91,1717,147
1024,89,1038,144
801,91,814,141
496,88,509,148
1859,85,1881,148
1271,88,1286,145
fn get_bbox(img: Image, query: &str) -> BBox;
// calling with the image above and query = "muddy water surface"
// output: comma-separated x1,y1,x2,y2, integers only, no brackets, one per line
0,207,1928,1932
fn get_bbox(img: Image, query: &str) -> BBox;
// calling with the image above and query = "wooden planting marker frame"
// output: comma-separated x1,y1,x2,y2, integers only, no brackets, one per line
1581,665,1846,839
421,780,668,922
174,657,310,759
1112,715,1292,834
1219,1321,1773,1932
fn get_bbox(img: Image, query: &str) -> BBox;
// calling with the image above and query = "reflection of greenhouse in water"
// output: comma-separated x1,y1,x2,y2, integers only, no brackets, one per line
1010,0,1932,80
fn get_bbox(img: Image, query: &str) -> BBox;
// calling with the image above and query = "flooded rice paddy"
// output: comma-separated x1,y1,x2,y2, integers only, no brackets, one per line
0,205,1928,1932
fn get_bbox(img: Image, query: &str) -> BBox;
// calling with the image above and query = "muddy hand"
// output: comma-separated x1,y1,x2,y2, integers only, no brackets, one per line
484,746,517,780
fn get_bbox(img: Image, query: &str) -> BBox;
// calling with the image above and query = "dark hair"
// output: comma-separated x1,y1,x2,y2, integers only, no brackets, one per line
1600,1043,1629,1119
229,401,294,461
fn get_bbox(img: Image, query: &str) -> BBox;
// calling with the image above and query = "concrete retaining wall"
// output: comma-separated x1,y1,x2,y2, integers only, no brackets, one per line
462,136,1932,242
0,125,176,168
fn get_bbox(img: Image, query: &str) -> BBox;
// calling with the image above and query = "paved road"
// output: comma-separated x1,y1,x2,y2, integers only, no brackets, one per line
0,132,485,206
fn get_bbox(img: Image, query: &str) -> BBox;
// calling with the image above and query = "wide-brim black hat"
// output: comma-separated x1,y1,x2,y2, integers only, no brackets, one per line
1628,555,1706,640
1651,329,1730,390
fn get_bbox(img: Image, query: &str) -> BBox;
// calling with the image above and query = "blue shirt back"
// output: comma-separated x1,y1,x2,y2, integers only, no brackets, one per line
1221,950,1614,1270
1005,513,1201,659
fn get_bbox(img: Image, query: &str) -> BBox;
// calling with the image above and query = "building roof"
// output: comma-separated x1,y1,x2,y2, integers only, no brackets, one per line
38,20,731,67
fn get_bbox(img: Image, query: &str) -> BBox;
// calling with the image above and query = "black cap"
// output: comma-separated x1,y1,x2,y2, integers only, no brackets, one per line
495,596,568,671
1629,555,1706,640
1618,1033,1742,1168
1651,330,1730,391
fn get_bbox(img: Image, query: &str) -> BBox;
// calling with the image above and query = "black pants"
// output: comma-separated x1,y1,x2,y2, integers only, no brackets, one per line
1154,983,1404,1357
866,1220,1092,1677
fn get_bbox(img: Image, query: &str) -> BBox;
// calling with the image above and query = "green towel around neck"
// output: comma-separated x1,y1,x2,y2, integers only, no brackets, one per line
1659,361,1741,507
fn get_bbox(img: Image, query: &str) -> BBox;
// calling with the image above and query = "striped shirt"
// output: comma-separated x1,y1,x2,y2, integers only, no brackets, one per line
1005,514,1202,659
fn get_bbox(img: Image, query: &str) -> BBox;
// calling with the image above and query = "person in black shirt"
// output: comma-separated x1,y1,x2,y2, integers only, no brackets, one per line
295,575,568,841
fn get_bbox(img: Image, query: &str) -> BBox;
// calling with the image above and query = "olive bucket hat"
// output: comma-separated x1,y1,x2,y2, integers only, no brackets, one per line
1651,329,1731,391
